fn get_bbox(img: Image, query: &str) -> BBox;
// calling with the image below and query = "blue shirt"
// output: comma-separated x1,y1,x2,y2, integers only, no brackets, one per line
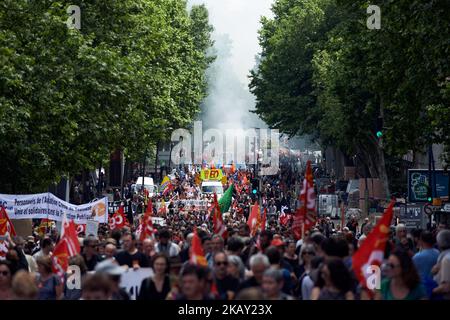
413,248,439,281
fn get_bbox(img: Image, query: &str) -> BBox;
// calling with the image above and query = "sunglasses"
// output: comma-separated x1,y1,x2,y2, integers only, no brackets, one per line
386,263,400,269
302,251,315,255
0,271,10,276
215,261,228,266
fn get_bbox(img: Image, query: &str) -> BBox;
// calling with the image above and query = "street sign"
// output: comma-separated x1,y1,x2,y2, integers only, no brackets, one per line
408,169,449,202
424,204,433,216
443,203,450,212
399,203,425,230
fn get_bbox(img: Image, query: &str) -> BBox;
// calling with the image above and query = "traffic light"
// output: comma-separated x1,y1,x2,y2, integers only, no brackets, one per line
375,117,383,138
426,185,433,203
251,178,259,195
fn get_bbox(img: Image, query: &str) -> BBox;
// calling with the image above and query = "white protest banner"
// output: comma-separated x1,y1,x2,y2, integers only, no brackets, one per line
151,217,166,226
86,220,99,236
0,193,108,224
167,200,208,211
119,268,154,300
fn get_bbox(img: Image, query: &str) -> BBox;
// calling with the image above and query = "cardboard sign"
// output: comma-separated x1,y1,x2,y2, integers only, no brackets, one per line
86,220,99,236
119,268,154,300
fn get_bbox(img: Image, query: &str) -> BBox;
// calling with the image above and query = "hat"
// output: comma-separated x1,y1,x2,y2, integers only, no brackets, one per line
271,238,284,247
94,259,125,276
26,236,35,243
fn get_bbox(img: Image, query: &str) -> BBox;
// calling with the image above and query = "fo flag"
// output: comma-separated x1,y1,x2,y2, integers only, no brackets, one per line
109,205,128,230
189,227,208,267
352,200,395,291
212,193,227,239
293,160,316,239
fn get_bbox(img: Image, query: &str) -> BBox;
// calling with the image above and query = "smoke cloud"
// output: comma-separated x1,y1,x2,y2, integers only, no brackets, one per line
188,0,274,131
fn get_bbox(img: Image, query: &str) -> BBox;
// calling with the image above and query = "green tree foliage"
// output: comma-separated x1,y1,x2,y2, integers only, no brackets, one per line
250,0,450,195
0,0,214,193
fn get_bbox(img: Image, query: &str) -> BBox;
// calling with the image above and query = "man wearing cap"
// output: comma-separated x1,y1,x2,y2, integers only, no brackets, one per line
94,259,130,300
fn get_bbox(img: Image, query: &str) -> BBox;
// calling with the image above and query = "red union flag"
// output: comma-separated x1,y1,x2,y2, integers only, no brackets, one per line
61,213,81,257
139,199,155,241
189,227,208,267
75,223,86,235
247,202,261,237
109,205,128,230
352,200,395,292
0,206,16,258
52,239,69,282
293,160,316,239
212,193,227,239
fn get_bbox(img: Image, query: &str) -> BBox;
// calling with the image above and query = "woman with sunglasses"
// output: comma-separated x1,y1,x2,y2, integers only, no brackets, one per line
0,261,13,300
376,250,426,300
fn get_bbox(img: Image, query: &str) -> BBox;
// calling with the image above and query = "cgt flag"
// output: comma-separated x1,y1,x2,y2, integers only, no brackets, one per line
352,200,395,292
109,205,128,230
52,213,81,282
293,160,316,239
61,213,81,256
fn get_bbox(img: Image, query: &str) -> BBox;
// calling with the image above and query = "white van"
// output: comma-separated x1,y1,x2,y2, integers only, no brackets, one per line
318,194,340,219
132,177,157,196
201,181,224,199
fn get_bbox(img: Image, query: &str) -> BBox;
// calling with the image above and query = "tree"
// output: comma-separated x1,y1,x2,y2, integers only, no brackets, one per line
0,0,214,193
250,0,450,196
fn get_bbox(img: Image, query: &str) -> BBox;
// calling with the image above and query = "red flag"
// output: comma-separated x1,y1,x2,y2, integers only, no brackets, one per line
352,200,395,292
293,161,316,239
212,193,227,239
61,216,81,257
0,206,16,258
261,208,267,232
51,239,69,282
189,227,208,267
0,206,16,237
247,202,261,237
139,199,155,241
109,205,128,230
75,223,86,235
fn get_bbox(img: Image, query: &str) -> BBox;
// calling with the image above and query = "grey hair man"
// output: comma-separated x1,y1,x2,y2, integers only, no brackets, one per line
237,253,270,292
433,230,450,299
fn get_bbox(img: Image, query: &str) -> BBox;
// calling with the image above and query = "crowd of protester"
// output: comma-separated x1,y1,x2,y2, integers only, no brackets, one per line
1,159,449,300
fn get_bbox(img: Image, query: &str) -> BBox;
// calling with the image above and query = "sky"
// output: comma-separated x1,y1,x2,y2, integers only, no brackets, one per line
188,0,274,85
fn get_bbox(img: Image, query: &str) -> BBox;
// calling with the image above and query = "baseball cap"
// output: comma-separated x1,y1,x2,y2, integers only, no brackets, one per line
94,259,125,276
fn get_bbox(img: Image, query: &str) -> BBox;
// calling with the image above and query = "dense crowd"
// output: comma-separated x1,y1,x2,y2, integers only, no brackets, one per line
1,160,449,300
